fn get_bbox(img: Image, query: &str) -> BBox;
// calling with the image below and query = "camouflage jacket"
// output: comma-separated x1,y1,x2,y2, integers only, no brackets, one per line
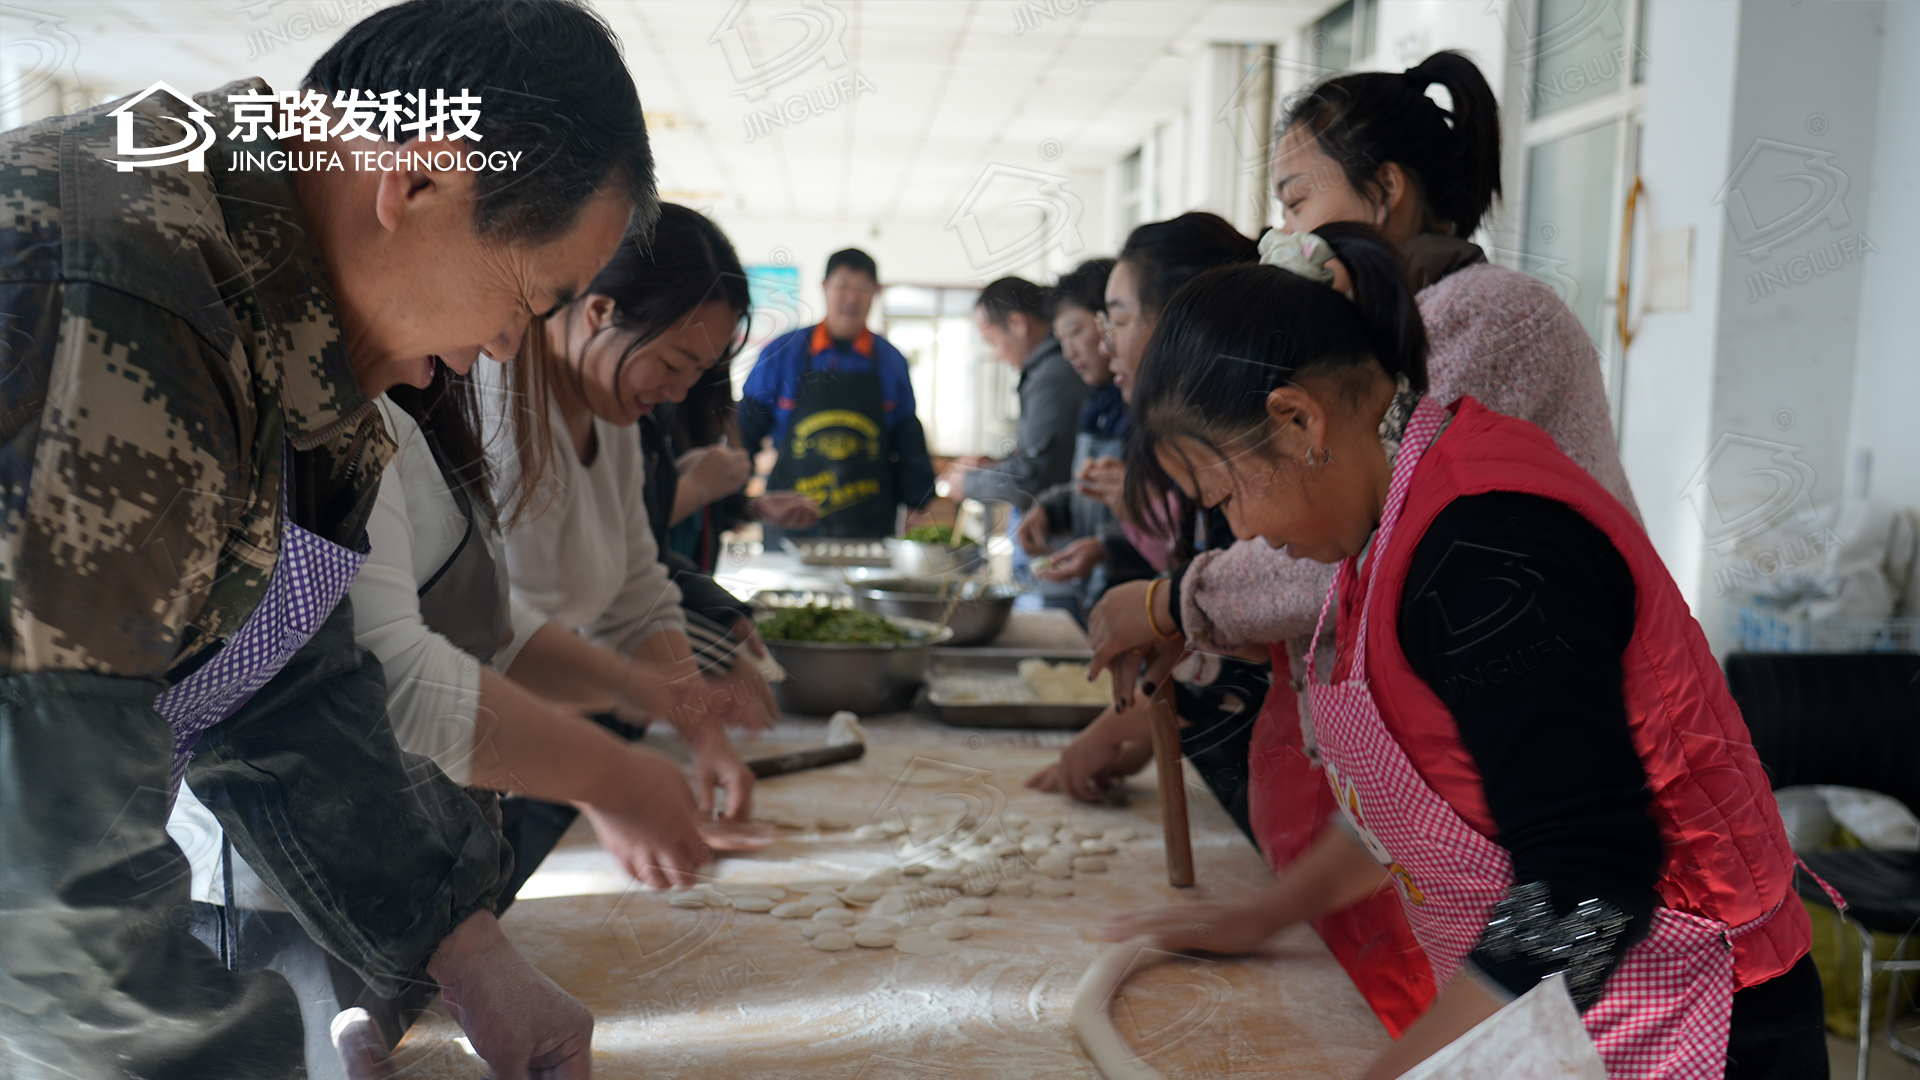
0,77,393,678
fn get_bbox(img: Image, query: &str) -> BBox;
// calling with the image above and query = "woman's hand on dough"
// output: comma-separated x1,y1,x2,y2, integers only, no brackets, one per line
689,725,756,821
1100,899,1281,956
1027,705,1153,800
582,746,709,888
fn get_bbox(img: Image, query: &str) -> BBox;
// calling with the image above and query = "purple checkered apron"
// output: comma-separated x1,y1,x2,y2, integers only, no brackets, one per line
1304,396,1766,1078
153,464,365,793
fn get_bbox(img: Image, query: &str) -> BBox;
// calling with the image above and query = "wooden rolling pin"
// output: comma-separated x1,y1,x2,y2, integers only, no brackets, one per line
1145,681,1194,887
745,742,866,779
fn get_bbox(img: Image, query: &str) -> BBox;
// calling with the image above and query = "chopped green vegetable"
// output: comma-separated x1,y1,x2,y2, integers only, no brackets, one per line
759,605,912,644
902,523,956,545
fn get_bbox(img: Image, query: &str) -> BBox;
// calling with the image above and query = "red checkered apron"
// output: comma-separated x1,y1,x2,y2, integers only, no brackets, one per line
1305,396,1766,1079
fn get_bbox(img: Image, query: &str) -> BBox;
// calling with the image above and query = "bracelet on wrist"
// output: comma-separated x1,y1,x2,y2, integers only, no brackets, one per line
1145,577,1181,642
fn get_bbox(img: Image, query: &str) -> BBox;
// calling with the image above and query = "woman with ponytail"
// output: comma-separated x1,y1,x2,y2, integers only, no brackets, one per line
1082,51,1645,1034
1103,227,1823,1079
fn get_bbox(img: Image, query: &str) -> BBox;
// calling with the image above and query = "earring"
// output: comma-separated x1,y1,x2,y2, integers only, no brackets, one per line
1302,445,1333,467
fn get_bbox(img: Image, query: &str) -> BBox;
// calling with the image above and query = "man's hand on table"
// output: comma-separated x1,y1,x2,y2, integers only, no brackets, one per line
428,911,595,1080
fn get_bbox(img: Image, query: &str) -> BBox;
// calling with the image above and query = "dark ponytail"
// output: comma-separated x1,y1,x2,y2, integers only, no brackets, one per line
1282,50,1501,238
1121,224,1426,525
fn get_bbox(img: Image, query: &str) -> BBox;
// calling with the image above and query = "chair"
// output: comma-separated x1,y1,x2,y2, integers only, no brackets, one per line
1726,651,1920,1080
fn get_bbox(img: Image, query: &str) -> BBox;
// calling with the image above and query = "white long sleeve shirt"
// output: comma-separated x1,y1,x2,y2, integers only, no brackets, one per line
478,358,686,654
347,396,547,784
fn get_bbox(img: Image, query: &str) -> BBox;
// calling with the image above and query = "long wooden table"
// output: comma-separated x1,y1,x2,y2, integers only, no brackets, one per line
390,717,1389,1078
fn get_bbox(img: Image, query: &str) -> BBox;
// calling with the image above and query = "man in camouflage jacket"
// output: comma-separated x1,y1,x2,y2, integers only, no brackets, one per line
0,68,604,1080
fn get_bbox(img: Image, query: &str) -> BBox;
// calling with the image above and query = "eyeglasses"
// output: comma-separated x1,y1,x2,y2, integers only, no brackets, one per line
1096,310,1116,343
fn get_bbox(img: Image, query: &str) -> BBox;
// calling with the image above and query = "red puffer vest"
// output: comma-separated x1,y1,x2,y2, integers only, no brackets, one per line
1333,398,1807,989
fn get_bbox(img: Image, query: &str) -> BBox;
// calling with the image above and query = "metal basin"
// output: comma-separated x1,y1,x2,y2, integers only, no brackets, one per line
885,537,982,579
850,578,1019,647
758,614,954,716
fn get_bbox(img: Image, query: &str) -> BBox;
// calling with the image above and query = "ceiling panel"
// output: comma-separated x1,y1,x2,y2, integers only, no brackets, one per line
29,0,1329,225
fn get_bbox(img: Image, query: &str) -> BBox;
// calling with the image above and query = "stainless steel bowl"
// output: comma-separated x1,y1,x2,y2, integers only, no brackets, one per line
757,614,954,716
849,578,1019,647
885,537,982,579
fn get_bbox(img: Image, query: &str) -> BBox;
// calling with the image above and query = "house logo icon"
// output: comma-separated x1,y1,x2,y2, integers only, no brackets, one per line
1713,139,1851,261
105,81,216,173
710,0,849,101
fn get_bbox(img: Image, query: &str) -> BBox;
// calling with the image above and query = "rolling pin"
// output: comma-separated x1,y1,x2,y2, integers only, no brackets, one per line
745,742,866,779
1145,681,1194,887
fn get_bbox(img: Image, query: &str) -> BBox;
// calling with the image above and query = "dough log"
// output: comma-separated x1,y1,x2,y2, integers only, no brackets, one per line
1071,936,1176,1080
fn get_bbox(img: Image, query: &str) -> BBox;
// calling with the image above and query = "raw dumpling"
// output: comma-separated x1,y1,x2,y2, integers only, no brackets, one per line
810,930,855,951
928,919,972,940
732,895,779,912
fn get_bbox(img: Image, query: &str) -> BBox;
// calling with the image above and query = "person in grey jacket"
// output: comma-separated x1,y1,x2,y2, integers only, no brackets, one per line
942,277,1089,507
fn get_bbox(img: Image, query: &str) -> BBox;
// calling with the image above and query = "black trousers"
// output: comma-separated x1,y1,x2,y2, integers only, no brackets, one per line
1725,953,1829,1079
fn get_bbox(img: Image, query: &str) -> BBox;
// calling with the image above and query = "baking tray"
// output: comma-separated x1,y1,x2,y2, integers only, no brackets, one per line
781,537,892,567
924,651,1107,729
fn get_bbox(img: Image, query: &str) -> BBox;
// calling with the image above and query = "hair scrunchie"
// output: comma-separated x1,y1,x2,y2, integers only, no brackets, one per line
1257,229,1335,284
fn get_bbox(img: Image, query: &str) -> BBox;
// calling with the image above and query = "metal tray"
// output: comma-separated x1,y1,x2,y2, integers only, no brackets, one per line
924,652,1107,729
781,537,892,567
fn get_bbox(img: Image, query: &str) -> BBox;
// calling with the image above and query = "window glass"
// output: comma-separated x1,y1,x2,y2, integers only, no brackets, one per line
1521,121,1621,344
1530,0,1629,118
1312,1,1355,74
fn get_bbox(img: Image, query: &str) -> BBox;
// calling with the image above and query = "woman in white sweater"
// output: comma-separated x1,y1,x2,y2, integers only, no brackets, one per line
484,205,779,800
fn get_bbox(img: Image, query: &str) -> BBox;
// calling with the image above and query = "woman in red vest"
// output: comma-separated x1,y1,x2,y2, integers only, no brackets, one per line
1102,224,1824,1079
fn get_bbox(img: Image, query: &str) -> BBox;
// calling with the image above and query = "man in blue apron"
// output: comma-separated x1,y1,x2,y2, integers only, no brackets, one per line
740,248,936,538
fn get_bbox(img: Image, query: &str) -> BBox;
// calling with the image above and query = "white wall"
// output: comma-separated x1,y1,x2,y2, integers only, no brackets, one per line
1845,0,1920,613
1617,0,1743,613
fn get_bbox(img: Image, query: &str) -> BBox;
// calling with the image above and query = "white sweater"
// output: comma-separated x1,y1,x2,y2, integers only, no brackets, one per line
478,359,686,654
347,397,547,785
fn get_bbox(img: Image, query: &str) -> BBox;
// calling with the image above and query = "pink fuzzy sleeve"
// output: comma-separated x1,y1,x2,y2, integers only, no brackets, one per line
1180,541,1338,648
